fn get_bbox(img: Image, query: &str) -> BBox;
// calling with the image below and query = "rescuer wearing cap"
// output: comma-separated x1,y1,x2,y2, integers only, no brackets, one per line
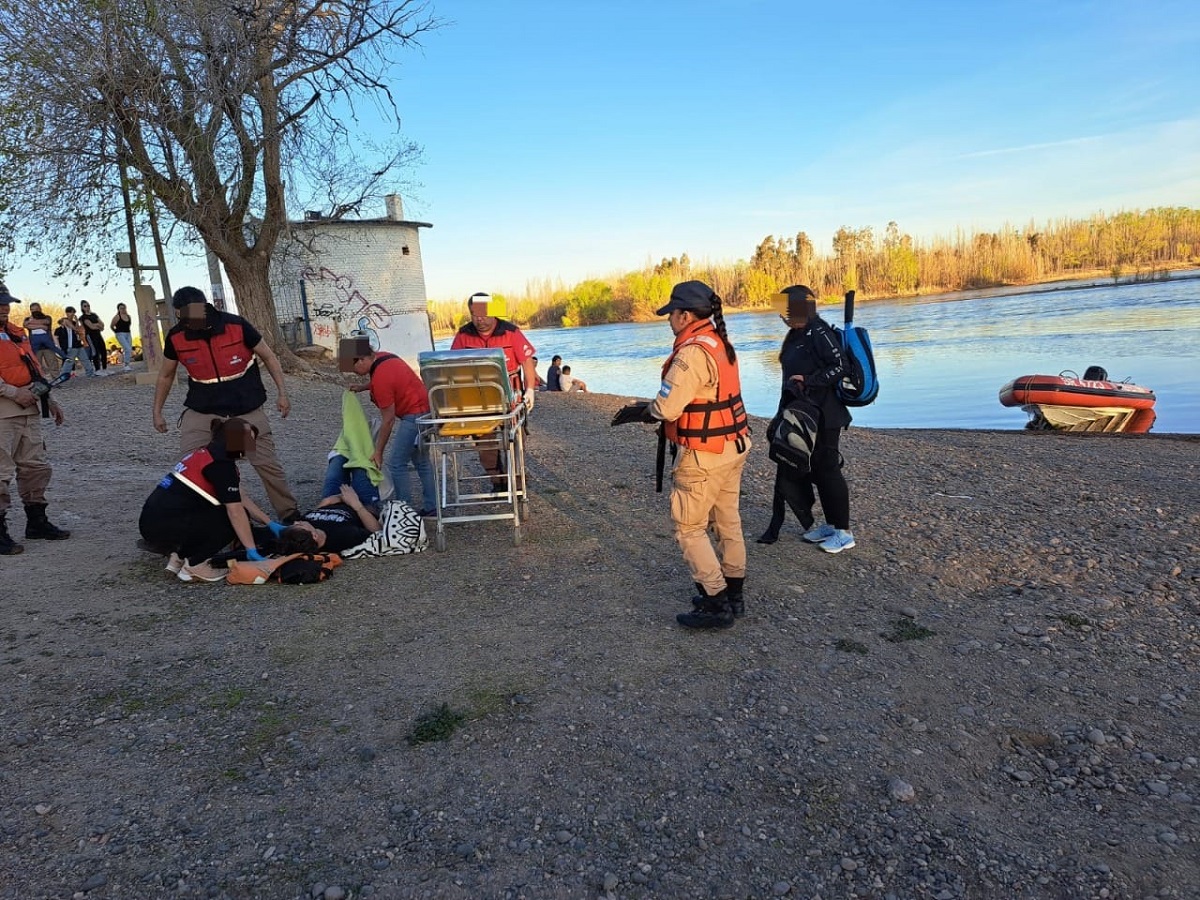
611,280,751,630
151,285,298,521
0,283,70,554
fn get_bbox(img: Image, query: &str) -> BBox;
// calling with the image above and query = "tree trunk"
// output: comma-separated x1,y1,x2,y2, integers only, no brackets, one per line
222,255,309,373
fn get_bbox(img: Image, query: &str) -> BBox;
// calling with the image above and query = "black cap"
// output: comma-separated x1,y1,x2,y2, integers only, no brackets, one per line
0,284,19,305
655,280,716,316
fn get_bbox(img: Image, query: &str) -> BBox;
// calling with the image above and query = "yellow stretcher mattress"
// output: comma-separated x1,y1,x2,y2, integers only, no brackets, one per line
418,349,514,436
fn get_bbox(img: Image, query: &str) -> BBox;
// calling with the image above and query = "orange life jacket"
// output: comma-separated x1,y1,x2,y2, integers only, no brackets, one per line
170,447,222,505
0,324,40,388
661,319,749,452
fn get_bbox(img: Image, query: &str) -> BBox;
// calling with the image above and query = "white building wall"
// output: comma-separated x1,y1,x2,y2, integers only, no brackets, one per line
271,218,434,365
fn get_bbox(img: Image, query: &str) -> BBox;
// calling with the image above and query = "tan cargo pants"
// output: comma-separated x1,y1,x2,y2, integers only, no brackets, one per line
0,412,52,513
669,436,751,596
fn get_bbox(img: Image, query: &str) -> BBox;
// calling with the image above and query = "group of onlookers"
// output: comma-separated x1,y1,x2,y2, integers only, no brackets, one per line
19,299,136,383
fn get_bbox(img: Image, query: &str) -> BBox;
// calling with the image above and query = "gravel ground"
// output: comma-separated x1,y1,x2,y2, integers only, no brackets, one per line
2,368,1198,899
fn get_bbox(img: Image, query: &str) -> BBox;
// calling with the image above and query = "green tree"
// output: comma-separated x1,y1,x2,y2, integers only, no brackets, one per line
562,279,626,327
882,222,919,294
832,226,873,292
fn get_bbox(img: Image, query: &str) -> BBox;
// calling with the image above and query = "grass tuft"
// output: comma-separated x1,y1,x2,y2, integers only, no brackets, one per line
407,703,467,746
1054,613,1091,630
834,638,869,655
881,620,936,643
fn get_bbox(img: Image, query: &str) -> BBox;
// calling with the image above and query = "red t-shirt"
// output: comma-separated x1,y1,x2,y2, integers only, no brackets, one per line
450,320,536,377
368,354,429,416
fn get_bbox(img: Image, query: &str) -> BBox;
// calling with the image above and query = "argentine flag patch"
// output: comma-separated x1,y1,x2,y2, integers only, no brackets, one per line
657,380,672,399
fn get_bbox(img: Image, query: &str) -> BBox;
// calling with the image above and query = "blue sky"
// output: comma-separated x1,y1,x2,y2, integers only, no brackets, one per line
7,0,1199,312
398,0,1199,300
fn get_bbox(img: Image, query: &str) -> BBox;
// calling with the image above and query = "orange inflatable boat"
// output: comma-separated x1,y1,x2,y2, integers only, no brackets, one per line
999,368,1156,433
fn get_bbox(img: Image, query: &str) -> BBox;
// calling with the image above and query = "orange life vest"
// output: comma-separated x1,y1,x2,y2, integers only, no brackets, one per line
170,447,222,505
0,324,40,388
661,319,749,452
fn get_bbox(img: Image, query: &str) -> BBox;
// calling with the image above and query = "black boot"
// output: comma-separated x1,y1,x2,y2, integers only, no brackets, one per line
24,503,70,540
691,577,745,618
725,577,745,618
0,513,24,555
677,589,735,630
691,578,744,619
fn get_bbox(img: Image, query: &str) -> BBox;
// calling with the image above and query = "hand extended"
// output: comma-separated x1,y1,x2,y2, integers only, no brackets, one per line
610,401,657,426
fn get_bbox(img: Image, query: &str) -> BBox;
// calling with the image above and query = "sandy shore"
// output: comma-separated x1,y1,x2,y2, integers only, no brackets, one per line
2,370,1197,898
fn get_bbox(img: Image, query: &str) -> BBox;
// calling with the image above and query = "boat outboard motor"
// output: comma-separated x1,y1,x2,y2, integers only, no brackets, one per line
1083,365,1108,382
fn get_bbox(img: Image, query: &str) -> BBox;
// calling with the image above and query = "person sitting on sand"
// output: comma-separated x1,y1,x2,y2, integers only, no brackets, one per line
560,365,588,393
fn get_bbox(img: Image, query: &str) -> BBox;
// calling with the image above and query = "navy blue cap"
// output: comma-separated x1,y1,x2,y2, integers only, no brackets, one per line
655,280,716,316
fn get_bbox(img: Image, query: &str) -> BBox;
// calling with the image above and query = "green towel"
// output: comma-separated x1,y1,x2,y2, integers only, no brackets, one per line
332,391,383,486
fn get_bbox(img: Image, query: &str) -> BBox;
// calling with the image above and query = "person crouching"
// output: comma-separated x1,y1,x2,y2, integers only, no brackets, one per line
139,417,274,582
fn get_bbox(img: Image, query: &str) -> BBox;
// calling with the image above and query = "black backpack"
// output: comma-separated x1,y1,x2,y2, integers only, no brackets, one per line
768,394,820,474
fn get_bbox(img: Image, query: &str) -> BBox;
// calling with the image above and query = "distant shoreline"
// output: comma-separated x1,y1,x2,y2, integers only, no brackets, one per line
431,264,1200,338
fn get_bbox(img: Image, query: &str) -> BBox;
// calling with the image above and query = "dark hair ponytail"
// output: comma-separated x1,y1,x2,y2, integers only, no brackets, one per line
707,294,737,364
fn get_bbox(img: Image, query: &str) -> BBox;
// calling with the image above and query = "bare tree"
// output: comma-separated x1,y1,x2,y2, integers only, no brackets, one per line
0,0,437,359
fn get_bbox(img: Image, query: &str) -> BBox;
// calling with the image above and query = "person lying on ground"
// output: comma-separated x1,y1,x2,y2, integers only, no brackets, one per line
256,483,382,555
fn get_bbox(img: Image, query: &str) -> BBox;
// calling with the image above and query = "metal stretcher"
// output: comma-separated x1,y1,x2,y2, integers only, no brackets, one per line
416,349,527,551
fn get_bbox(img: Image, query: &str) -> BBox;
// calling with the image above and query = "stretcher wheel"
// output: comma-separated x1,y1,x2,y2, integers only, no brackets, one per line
434,531,447,552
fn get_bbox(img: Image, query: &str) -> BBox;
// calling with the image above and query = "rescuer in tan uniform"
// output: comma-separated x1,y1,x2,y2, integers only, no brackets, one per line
612,281,751,629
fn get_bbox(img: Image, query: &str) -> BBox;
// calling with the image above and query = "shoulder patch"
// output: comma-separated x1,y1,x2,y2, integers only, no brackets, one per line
657,380,672,399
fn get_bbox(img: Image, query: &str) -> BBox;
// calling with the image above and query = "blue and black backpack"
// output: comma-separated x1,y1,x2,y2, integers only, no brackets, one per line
833,290,879,407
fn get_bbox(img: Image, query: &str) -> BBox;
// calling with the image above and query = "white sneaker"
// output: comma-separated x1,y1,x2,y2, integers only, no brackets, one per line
177,560,229,582
165,552,184,574
802,523,836,543
819,529,856,554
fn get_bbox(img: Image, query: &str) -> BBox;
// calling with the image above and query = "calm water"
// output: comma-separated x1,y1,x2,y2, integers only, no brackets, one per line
440,274,1200,433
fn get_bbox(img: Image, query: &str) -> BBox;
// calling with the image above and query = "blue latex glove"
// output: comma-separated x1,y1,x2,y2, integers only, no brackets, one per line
246,547,266,561
266,521,286,537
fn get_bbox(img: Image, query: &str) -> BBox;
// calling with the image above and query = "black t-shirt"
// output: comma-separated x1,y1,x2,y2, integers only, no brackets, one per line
112,315,132,333
303,503,371,553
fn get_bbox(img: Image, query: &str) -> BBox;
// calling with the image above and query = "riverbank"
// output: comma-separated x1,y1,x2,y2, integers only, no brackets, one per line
2,373,1198,898
430,264,1200,338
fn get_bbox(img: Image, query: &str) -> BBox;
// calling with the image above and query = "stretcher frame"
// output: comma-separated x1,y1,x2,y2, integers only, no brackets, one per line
416,350,528,551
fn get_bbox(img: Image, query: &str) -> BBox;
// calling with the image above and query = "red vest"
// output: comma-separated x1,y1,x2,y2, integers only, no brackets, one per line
169,322,258,383
661,320,749,452
0,324,39,388
171,447,221,505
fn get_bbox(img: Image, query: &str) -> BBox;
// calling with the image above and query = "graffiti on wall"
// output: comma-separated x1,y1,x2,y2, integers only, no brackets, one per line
301,265,393,332
139,312,160,369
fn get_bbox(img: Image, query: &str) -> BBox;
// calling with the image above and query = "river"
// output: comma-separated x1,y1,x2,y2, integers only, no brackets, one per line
438,272,1200,433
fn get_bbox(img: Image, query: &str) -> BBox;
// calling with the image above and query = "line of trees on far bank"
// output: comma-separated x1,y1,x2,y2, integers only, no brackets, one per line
428,207,1200,333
